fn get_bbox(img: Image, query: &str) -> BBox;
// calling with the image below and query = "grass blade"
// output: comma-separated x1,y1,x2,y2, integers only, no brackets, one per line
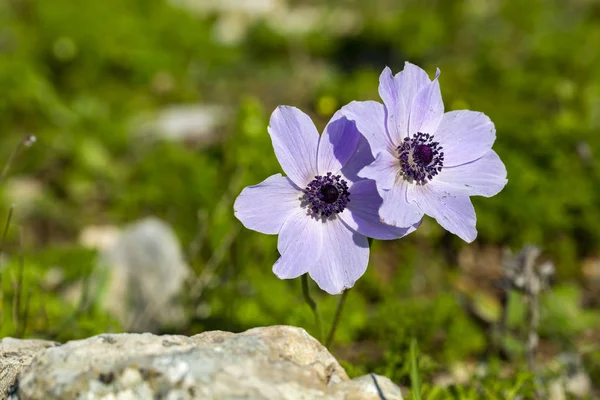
410,338,422,400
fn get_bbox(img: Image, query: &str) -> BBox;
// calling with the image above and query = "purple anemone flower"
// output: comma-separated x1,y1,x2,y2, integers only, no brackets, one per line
234,106,417,294
341,63,507,242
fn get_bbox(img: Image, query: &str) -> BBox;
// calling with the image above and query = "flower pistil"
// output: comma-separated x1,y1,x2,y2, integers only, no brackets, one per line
303,172,350,218
397,132,444,185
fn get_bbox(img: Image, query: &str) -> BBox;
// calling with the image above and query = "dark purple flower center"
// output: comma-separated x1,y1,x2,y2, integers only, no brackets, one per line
397,132,444,185
303,173,350,217
413,144,434,166
320,184,340,204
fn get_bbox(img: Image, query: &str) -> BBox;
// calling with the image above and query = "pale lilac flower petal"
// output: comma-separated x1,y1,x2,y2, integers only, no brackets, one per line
340,179,418,240
308,218,369,294
273,209,323,279
272,254,309,280
234,174,301,235
340,100,395,154
358,150,399,190
343,64,506,243
378,67,404,144
317,113,360,174
268,106,319,187
434,110,496,167
380,63,431,142
379,180,424,228
340,134,375,183
408,183,477,242
395,62,432,109
408,70,444,137
436,150,507,197
239,97,441,288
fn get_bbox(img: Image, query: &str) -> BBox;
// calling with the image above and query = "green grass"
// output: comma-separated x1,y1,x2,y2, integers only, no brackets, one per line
1,0,599,397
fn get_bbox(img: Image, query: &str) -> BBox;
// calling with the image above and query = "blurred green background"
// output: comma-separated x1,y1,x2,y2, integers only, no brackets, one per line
1,0,600,398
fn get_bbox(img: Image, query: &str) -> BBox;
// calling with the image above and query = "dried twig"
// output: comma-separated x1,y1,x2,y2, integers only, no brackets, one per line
500,245,554,398
369,373,388,400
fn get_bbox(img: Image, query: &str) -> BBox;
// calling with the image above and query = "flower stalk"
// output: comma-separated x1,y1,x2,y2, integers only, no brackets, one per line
325,288,349,348
301,273,323,341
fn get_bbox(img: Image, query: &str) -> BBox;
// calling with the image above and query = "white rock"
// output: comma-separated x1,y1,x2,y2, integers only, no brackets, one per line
10,326,403,400
79,225,120,251
98,217,191,332
168,0,281,17
0,338,58,400
169,0,360,45
268,7,361,38
133,104,228,146
565,372,591,398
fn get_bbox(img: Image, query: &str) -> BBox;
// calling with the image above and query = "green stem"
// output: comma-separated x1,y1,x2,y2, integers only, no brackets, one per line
301,274,323,341
0,134,36,183
0,205,14,257
325,288,349,348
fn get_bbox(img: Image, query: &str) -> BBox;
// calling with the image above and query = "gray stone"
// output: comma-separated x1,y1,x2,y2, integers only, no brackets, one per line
132,104,228,147
558,353,592,398
98,217,191,332
331,374,403,400
168,0,360,45
0,338,58,400
11,326,402,399
168,0,280,17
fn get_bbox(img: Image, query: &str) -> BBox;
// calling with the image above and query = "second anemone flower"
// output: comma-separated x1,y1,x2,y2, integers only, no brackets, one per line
341,63,508,242
234,106,417,294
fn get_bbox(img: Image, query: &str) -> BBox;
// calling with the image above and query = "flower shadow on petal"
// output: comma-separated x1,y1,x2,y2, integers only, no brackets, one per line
352,229,370,249
342,179,416,240
341,134,376,183
318,115,361,174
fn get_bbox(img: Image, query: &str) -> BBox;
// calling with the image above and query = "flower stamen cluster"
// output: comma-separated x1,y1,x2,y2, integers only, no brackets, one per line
303,172,350,217
397,132,444,184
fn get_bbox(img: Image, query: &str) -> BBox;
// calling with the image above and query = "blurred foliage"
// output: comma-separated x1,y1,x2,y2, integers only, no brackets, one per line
1,0,600,398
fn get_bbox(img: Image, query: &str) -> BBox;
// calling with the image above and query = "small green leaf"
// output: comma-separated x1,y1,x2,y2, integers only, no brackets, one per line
410,338,422,400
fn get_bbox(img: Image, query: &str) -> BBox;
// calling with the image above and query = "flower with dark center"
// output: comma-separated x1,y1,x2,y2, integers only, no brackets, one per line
234,106,419,294
303,173,350,218
397,132,444,184
341,63,507,242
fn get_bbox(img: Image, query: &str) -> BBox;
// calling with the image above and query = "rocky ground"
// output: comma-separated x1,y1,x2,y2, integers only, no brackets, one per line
0,325,401,400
